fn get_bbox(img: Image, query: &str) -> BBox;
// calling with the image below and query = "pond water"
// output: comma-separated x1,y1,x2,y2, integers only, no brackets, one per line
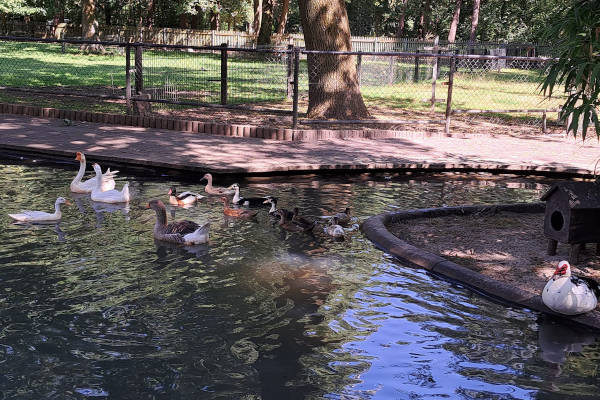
0,156,599,400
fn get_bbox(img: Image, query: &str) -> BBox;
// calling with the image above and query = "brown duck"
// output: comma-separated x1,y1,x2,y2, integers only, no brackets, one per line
147,199,210,245
220,196,258,218
277,208,315,232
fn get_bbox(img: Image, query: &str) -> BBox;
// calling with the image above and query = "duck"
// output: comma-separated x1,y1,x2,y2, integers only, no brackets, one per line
220,196,258,218
70,152,119,193
263,197,294,219
201,173,235,195
292,207,316,230
147,199,210,245
276,208,315,232
90,163,130,203
168,186,204,206
231,183,269,207
333,207,352,225
542,260,600,315
9,197,71,222
325,216,345,238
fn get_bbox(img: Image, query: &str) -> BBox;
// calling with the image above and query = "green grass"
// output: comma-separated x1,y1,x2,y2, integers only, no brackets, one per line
0,41,563,120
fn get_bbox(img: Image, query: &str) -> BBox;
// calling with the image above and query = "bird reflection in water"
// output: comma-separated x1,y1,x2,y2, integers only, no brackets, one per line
537,315,598,384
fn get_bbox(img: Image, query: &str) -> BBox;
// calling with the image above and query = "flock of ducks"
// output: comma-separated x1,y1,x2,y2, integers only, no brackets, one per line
12,151,600,317
8,152,353,245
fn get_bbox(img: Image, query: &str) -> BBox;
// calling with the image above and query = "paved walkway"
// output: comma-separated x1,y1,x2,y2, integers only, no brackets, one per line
0,114,599,175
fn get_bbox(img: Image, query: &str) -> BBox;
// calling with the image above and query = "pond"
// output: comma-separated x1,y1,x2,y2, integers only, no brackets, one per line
0,155,598,399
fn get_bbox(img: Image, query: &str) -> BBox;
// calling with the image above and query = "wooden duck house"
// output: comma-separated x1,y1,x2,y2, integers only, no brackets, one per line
540,181,600,263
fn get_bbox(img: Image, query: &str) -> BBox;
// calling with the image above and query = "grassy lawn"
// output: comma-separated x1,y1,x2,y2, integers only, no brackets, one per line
0,41,562,120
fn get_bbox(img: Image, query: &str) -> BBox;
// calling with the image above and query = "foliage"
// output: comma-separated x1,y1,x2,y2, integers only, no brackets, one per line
541,0,600,139
0,0,44,16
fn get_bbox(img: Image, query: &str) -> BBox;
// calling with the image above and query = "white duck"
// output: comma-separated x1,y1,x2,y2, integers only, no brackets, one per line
70,152,119,193
91,163,130,203
542,261,600,315
325,216,345,238
8,197,71,222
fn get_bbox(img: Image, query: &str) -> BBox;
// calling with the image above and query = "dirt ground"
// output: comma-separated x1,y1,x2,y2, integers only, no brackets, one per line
387,212,600,296
0,90,565,136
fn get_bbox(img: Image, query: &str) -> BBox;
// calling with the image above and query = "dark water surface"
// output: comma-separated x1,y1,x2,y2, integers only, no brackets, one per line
0,157,599,400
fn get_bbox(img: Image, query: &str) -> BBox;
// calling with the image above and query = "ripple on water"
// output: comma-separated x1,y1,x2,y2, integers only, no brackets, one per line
0,160,599,399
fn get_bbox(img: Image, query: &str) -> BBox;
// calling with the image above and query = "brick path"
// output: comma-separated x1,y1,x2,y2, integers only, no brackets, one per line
0,114,598,176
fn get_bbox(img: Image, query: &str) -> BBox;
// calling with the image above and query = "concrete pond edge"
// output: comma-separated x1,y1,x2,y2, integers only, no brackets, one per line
360,202,600,331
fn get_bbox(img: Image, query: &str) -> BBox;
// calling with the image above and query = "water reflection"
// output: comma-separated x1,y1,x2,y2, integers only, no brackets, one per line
2,158,600,399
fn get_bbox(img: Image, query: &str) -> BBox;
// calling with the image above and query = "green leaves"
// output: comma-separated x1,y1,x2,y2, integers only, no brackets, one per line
541,0,600,139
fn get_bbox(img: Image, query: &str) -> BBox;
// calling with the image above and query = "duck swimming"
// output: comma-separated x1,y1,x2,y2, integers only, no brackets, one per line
542,260,600,315
263,197,293,220
147,199,210,245
220,196,258,218
325,216,345,238
168,187,204,206
276,208,315,232
333,207,352,225
90,163,130,203
231,183,269,207
292,207,316,230
70,152,118,193
201,173,235,195
9,197,71,222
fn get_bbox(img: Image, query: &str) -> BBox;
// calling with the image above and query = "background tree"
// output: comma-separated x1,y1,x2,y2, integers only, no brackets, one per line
468,0,480,42
298,0,369,119
541,0,600,139
256,0,272,44
447,0,461,42
276,0,289,35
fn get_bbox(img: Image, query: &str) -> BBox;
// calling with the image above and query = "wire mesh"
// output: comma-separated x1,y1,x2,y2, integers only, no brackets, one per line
0,39,126,98
452,57,562,127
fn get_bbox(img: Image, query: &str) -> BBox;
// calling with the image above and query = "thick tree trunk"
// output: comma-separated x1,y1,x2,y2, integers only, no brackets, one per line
257,0,273,45
276,0,290,35
81,0,97,39
447,0,462,43
298,0,370,119
252,0,263,34
395,0,407,38
146,0,155,28
469,0,480,43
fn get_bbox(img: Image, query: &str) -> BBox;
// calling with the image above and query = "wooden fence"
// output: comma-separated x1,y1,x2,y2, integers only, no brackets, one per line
0,21,552,56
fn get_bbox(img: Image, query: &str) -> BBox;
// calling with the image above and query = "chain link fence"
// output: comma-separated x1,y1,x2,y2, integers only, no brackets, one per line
0,36,565,133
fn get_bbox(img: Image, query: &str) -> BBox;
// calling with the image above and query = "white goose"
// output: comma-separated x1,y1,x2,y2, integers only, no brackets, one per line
8,197,71,222
542,261,600,315
90,163,130,203
70,152,119,193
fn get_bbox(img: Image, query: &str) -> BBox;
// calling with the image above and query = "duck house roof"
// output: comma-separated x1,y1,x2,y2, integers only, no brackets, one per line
540,181,600,209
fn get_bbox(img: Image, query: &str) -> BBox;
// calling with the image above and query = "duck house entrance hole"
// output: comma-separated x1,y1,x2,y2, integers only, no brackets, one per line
550,211,564,232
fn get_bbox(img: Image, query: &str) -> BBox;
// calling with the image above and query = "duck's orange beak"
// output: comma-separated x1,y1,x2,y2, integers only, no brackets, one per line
65,200,72,206
145,204,150,209
75,152,82,161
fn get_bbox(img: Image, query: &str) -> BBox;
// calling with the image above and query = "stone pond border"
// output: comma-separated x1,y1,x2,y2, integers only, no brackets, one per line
360,202,600,331
0,101,428,142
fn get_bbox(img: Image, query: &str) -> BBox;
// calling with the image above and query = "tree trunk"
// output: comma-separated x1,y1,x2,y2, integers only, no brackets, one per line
146,0,155,28
298,0,370,119
447,0,462,43
469,0,480,43
257,0,273,45
276,0,290,35
252,0,263,34
210,8,220,30
395,0,407,38
81,0,97,39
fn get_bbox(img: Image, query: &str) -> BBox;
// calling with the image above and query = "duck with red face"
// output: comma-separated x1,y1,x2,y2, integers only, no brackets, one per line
542,260,600,315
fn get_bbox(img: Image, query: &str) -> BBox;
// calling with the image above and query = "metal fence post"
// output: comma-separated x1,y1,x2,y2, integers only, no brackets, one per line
356,53,362,87
430,36,439,112
286,44,294,100
134,44,143,94
444,54,456,134
292,47,300,129
414,50,420,82
220,43,228,105
125,44,132,114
